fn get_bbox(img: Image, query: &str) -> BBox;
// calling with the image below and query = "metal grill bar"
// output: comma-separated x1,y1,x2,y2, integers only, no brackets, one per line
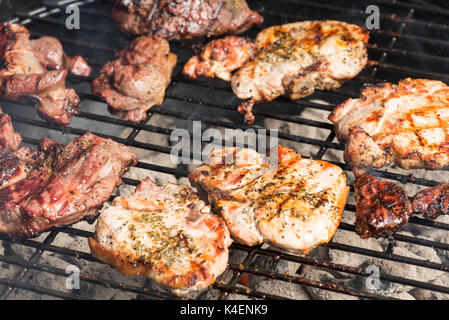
1,0,449,300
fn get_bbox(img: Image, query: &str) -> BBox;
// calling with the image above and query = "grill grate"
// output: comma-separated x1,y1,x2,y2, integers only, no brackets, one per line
2,0,449,300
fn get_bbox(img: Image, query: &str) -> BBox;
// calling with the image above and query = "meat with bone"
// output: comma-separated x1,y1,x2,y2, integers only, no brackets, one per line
0,115,137,237
329,78,449,176
354,174,412,239
231,20,369,123
189,146,349,254
183,36,255,81
0,23,91,125
412,183,449,220
89,178,231,296
92,36,177,122
111,0,263,40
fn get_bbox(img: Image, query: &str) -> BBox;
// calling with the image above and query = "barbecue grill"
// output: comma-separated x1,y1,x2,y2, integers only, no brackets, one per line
2,0,449,300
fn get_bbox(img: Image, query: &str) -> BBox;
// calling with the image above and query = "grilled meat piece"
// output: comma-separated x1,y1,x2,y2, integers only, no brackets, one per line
89,178,231,296
231,20,369,123
183,36,255,81
0,23,91,125
111,0,263,40
354,174,411,239
28,36,92,77
0,107,21,154
329,78,449,175
412,183,449,220
21,132,137,236
0,127,137,238
189,146,349,254
92,36,177,122
0,139,60,237
2,70,80,125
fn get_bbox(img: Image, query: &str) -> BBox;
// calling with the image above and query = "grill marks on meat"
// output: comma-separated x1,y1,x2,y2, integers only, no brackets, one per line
329,78,449,175
89,178,231,296
412,183,449,220
0,116,137,237
0,23,92,125
183,36,255,81
189,146,349,254
21,133,137,235
0,140,59,236
92,36,177,122
28,36,92,77
231,20,369,123
111,0,263,40
354,175,412,239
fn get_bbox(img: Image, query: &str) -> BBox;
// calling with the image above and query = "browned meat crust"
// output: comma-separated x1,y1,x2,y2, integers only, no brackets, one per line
0,114,137,238
111,0,263,40
21,134,136,236
0,23,92,125
354,174,411,239
412,183,449,220
92,36,177,122
183,36,255,81
0,107,21,154
28,36,92,77
329,78,449,175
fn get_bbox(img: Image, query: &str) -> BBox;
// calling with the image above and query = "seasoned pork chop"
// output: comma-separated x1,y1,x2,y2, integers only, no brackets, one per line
0,129,137,238
329,78,449,175
89,178,231,296
354,174,411,239
183,36,255,81
189,146,349,254
231,20,369,123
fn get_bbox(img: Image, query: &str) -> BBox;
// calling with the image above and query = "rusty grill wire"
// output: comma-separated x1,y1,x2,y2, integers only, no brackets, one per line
1,0,449,300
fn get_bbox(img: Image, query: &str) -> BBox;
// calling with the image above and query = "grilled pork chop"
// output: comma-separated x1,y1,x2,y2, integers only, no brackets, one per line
412,183,449,220
183,36,255,81
189,146,349,254
89,178,231,296
0,23,91,125
231,20,369,123
111,0,263,40
329,78,449,175
0,120,137,237
92,36,176,122
354,174,411,239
